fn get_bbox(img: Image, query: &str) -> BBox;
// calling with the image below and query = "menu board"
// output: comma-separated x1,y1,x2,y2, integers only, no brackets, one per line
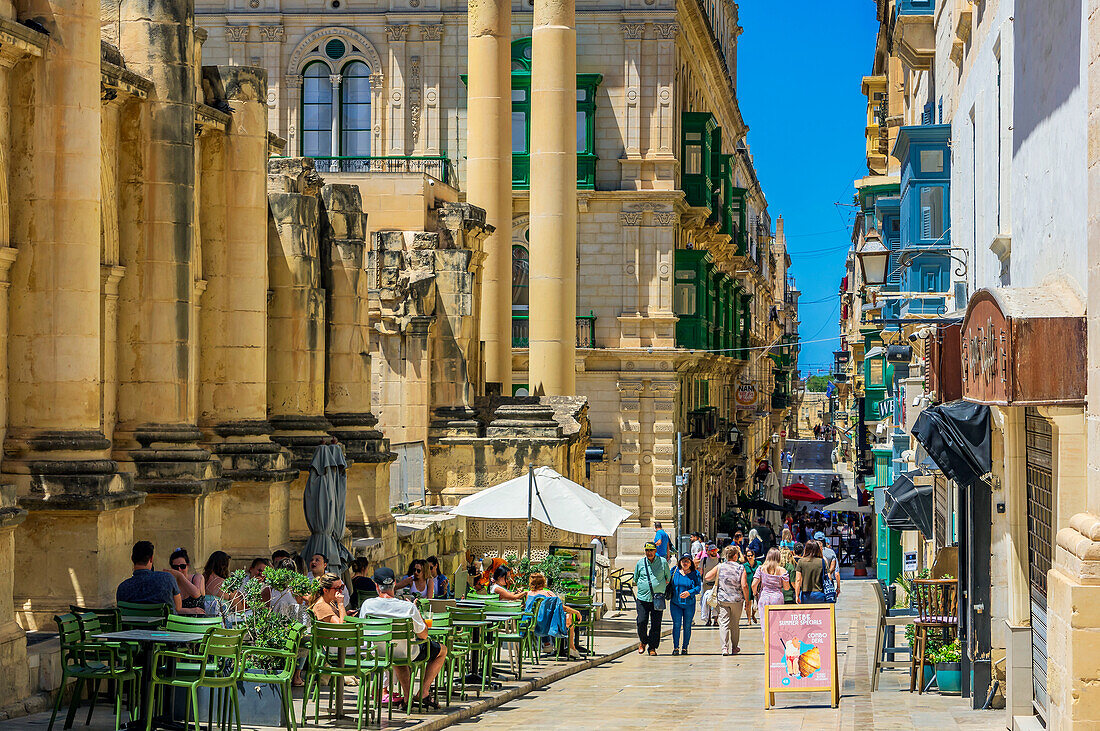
763,604,839,709
547,544,595,595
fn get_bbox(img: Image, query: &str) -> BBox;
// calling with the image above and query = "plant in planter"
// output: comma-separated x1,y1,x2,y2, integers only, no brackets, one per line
504,553,570,590
929,638,962,694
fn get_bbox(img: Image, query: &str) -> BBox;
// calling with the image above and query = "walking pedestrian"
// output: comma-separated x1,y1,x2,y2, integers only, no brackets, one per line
755,516,775,554
669,555,701,655
779,527,795,550
698,543,721,626
689,532,704,559
742,548,760,624
704,545,748,655
633,541,671,655
794,540,827,604
652,522,672,561
753,548,790,624
815,530,841,599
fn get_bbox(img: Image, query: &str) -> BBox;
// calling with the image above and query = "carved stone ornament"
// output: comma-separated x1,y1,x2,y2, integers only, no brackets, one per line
386,25,411,42
620,211,643,226
421,24,445,41
656,23,679,39
653,210,676,226
409,56,422,141
225,25,250,43
259,25,285,43
621,23,645,39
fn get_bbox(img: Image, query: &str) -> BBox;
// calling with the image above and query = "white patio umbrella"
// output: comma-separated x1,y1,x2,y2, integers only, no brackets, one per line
821,497,873,514
452,465,631,556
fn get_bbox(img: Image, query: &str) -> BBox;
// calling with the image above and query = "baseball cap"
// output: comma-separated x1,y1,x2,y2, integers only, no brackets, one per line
813,531,825,541
643,541,657,551
706,542,717,549
372,567,396,587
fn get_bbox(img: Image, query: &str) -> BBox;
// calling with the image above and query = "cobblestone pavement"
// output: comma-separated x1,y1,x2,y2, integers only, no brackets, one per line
455,580,1003,730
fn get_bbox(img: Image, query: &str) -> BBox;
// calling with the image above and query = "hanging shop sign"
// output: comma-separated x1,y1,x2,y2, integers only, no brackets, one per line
735,381,759,408
764,604,840,709
926,321,963,403
961,284,1085,406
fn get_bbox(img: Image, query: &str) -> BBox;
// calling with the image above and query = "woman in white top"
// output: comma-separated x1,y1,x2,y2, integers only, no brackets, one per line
396,559,435,599
488,565,527,601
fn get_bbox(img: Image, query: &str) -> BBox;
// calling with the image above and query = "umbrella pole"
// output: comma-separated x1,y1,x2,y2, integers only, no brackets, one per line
527,465,534,559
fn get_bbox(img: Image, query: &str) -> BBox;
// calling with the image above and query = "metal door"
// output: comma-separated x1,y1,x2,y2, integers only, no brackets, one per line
1025,408,1053,722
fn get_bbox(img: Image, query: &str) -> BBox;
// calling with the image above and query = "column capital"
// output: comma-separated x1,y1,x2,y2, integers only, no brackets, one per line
386,24,411,42
258,25,285,43
329,73,343,87
421,24,445,41
620,23,645,39
655,22,679,40
285,74,303,89
224,25,250,43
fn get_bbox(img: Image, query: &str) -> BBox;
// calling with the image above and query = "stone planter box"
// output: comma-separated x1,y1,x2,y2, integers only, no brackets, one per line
172,681,290,726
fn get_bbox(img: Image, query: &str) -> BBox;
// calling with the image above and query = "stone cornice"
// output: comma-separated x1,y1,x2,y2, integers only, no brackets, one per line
101,60,152,103
0,17,46,69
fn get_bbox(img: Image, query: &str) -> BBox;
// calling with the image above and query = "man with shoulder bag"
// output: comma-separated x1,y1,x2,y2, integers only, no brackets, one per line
633,541,671,655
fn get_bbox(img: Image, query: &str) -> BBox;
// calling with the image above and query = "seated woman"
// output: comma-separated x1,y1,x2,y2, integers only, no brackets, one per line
310,573,347,624
488,565,527,601
349,557,377,606
168,548,206,615
426,556,449,599
396,559,435,599
525,572,581,659
202,550,232,601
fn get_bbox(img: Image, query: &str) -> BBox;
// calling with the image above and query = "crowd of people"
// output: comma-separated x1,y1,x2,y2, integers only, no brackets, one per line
629,515,845,656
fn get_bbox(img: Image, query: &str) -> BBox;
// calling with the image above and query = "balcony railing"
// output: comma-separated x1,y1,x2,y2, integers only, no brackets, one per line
308,156,454,186
512,312,597,348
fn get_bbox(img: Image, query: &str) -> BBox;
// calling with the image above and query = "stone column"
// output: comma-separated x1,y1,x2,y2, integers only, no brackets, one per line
116,0,222,553
267,158,333,541
329,73,341,169
198,66,295,561
386,25,409,156
421,24,444,155
617,380,643,523
467,0,512,392
5,0,140,626
319,183,394,540
651,379,678,524
529,0,577,395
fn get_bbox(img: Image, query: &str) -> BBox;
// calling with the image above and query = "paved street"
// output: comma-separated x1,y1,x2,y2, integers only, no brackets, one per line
782,438,852,498
455,580,1000,730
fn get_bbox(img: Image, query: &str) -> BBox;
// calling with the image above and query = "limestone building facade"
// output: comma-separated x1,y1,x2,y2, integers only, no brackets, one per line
194,0,799,558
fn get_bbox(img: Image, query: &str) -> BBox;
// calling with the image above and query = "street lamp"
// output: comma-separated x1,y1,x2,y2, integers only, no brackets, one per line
856,228,890,287
728,423,741,446
771,432,780,444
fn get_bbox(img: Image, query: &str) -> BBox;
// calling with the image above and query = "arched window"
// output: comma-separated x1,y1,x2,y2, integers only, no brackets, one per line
512,244,529,309
302,62,332,157
341,61,372,156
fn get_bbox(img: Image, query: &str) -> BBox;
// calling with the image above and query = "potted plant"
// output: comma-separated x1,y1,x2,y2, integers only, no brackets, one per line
212,567,319,725
930,638,962,694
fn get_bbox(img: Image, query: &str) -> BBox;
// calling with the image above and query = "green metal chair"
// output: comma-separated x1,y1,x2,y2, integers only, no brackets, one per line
116,601,169,631
388,617,431,714
302,621,372,730
490,607,528,680
427,613,461,705
566,595,596,654
49,613,137,731
70,611,139,727
69,606,120,633
162,616,224,679
241,623,305,731
347,616,394,723
450,606,493,697
145,627,245,731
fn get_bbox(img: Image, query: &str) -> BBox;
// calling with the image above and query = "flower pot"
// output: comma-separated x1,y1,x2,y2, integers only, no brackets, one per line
172,681,289,726
935,662,961,694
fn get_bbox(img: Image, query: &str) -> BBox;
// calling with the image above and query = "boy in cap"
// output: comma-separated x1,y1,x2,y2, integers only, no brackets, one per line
359,567,448,708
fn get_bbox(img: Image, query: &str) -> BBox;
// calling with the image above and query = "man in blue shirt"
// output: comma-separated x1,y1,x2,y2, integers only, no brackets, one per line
633,541,671,655
653,522,672,561
117,540,182,612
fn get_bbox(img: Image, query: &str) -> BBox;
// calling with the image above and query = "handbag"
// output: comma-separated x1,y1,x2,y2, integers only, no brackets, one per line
644,558,666,611
821,557,837,603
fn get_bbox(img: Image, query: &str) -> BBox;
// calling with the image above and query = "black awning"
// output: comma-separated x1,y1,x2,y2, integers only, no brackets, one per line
911,401,992,487
883,472,933,537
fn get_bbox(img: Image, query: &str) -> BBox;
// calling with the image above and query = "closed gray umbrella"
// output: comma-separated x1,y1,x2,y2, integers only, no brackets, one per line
302,443,352,574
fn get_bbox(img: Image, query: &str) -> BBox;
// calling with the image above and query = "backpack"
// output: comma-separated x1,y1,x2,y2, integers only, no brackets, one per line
821,558,837,603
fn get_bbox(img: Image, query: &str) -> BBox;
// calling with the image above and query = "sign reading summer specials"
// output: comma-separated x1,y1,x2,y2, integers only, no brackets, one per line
763,604,839,709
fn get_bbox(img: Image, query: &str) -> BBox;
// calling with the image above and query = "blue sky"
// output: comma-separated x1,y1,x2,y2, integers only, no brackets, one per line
735,2,880,376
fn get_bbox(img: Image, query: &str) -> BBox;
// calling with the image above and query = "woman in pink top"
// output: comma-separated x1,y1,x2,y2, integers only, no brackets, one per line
753,548,790,618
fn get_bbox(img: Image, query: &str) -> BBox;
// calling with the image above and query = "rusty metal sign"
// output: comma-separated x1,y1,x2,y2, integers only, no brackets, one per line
961,290,1085,406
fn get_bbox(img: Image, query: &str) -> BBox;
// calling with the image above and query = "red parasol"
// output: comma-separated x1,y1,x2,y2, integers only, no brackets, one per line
784,482,827,502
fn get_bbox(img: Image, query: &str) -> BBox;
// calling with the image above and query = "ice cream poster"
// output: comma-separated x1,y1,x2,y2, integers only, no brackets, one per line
763,604,839,708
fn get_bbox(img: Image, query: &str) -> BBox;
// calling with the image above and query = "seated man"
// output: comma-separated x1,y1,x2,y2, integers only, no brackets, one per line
358,567,448,709
117,540,183,613
309,552,350,606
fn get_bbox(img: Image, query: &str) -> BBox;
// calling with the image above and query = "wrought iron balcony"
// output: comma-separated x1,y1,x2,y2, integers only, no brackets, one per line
512,312,598,348
309,156,454,185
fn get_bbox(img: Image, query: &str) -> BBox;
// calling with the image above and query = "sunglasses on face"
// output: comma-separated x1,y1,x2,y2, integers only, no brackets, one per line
332,583,344,591
171,563,187,570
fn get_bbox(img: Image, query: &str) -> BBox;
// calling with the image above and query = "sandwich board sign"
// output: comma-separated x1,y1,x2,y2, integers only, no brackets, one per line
763,603,840,709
